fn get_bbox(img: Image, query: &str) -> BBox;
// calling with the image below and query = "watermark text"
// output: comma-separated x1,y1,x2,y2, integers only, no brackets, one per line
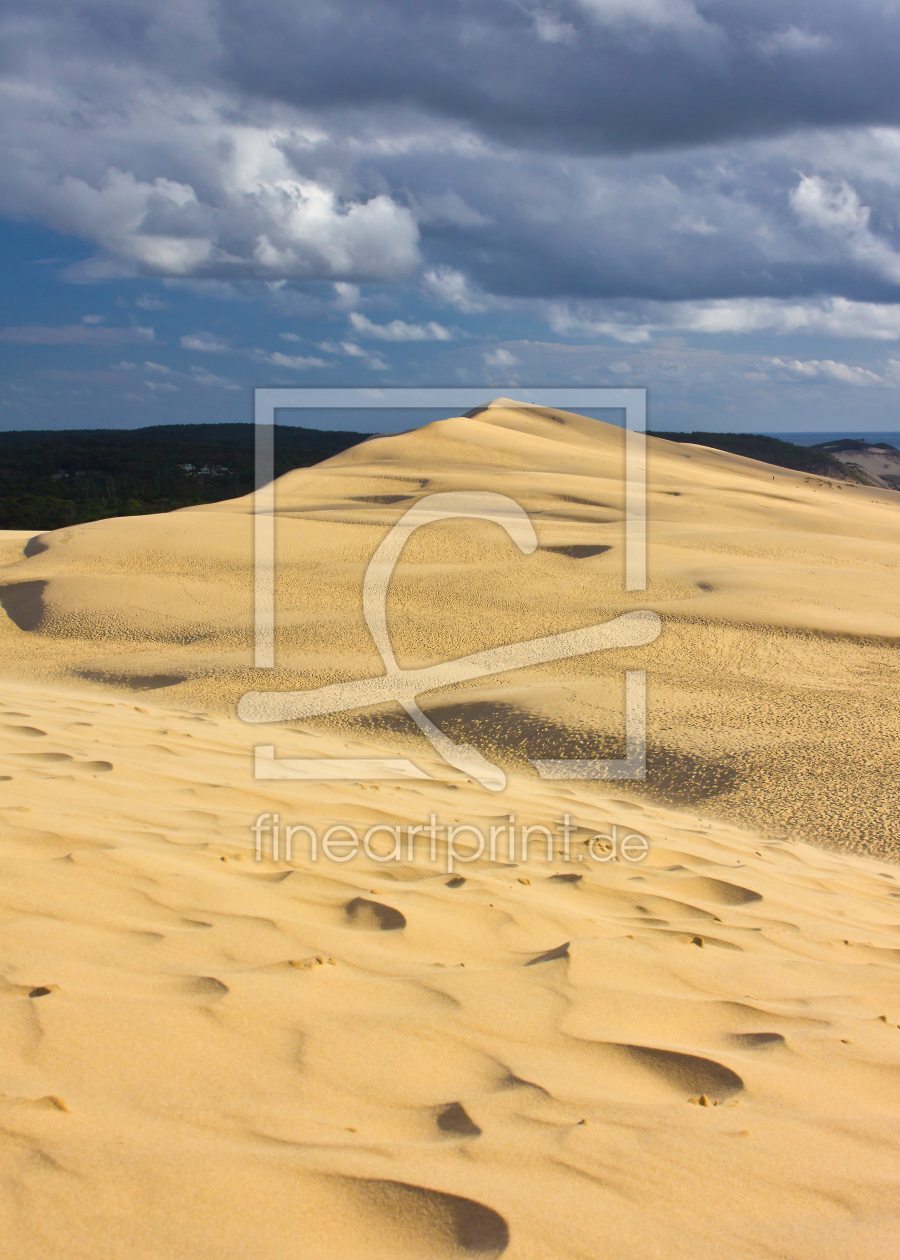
250,812,649,872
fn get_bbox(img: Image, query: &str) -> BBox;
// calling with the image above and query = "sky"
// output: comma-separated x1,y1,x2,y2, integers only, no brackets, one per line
2,0,900,434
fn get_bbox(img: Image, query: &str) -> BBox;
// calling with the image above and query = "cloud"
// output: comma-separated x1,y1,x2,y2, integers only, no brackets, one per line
107,357,239,390
179,331,231,353
249,186,421,282
189,366,241,390
766,357,884,386
549,297,900,341
257,351,330,370
573,0,716,39
51,0,890,156
332,282,361,309
3,0,900,321
80,314,106,324
0,324,155,344
348,312,453,341
548,308,653,342
409,190,490,228
756,25,833,57
790,174,900,285
422,268,489,313
135,293,172,310
319,341,366,357
531,11,578,45
0,73,421,284
483,348,521,367
317,339,390,370
384,133,900,302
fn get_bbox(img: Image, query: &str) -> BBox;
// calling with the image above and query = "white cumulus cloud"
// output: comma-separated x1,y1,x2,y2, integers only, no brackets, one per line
767,357,883,386
790,174,900,285
257,351,330,370
318,340,389,370
348,312,454,341
0,73,422,283
422,267,490,313
483,348,521,367
549,297,900,342
180,331,230,353
189,366,240,390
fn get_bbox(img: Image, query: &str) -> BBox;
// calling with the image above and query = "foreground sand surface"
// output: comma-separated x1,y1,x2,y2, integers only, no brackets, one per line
0,403,898,1257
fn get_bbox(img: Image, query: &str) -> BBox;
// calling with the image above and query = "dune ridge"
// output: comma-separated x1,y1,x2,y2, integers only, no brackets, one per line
2,402,899,854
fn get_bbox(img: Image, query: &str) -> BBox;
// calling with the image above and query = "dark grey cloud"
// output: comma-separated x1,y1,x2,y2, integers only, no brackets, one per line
2,0,900,313
213,0,900,154
383,135,900,301
8,0,900,154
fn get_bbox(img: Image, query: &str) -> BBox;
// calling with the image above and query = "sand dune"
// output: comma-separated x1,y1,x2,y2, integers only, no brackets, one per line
0,403,898,1257
828,443,900,491
3,401,900,854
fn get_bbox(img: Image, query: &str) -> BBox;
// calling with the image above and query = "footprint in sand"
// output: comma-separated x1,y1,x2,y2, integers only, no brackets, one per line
436,1102,482,1137
345,897,406,931
728,1032,786,1048
181,976,229,999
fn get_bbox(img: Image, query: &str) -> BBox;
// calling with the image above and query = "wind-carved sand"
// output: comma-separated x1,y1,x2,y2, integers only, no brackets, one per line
0,403,898,1258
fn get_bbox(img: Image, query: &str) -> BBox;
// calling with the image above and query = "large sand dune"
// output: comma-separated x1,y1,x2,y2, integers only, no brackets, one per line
0,402,898,1257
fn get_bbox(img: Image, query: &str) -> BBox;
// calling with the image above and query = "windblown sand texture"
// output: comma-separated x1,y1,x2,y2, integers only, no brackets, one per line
0,402,898,1258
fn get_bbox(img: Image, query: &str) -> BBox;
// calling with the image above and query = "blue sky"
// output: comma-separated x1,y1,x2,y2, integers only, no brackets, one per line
2,0,900,434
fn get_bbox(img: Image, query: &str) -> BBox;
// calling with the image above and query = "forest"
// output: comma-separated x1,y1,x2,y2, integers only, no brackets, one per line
0,423,371,530
648,431,867,481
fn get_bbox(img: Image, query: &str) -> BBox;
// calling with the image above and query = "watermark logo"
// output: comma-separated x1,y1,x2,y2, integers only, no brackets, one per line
250,811,650,872
238,388,659,790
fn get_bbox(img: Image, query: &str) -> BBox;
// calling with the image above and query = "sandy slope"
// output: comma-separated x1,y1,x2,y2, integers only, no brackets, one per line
830,445,900,490
2,402,899,854
0,402,899,1257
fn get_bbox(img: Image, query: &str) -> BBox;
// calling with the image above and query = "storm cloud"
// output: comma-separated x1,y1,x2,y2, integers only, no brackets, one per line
1,0,899,309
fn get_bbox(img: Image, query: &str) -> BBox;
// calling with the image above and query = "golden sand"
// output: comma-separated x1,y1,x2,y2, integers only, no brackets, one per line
0,403,897,1257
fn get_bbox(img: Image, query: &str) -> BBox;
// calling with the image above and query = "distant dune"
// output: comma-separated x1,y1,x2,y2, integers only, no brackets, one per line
0,401,898,1258
813,438,900,491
